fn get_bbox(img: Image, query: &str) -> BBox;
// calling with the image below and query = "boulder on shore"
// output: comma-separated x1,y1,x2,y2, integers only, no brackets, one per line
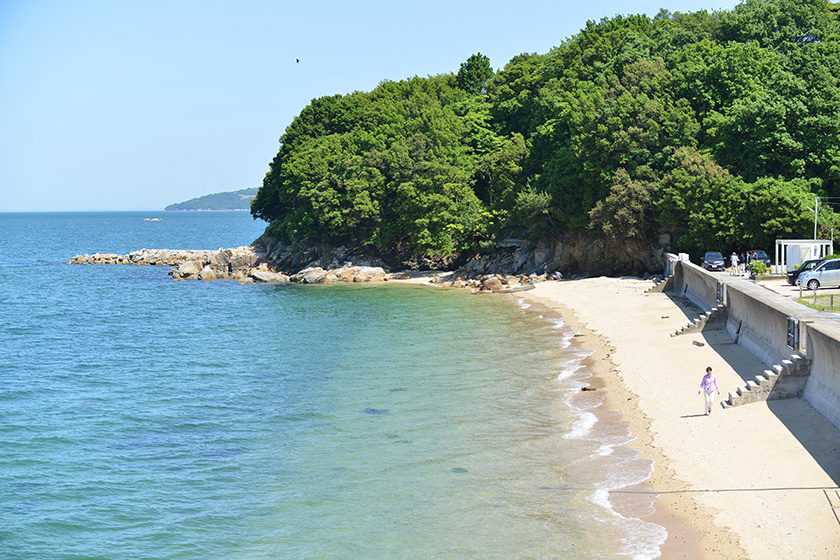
251,270,289,283
291,267,328,284
170,260,205,280
481,276,505,292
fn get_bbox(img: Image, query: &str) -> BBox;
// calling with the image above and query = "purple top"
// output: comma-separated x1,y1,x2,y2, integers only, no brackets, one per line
700,373,719,392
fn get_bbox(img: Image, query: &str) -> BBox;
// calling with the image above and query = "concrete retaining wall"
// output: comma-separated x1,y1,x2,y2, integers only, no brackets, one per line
724,281,821,367
803,320,840,429
677,260,723,311
672,260,840,430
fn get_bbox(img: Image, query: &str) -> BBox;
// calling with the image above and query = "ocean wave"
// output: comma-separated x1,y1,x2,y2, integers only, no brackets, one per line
591,486,667,560
555,363,586,383
564,409,598,439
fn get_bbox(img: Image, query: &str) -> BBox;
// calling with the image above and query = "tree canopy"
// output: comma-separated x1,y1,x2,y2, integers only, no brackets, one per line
253,0,840,259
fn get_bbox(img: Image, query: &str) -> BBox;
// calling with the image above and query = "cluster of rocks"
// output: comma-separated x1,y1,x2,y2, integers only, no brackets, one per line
67,249,221,267
67,230,668,289
288,266,389,284
68,247,265,281
426,272,543,293
68,245,390,285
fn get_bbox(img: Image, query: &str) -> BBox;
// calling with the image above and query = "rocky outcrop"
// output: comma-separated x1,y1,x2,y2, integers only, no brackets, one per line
67,248,227,267
454,233,667,278
166,247,261,281
67,231,667,286
253,235,392,273
291,267,328,284
249,270,288,284
68,245,389,284
421,272,541,293
288,266,390,284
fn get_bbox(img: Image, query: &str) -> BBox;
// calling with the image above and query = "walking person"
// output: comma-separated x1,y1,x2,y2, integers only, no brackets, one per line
699,366,720,415
730,252,739,275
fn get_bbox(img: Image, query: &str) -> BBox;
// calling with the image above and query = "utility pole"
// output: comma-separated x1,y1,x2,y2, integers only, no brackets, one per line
815,196,819,240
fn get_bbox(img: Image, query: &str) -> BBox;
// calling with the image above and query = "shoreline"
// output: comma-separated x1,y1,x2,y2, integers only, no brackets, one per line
398,274,722,557
516,277,840,559
518,290,737,559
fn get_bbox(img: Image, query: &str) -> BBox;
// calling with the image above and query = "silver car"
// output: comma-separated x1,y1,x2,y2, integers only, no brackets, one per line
797,258,840,290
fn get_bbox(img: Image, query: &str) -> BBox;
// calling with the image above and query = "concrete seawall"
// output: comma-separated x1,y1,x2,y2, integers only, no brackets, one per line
672,258,840,430
803,319,840,429
725,280,822,367
676,258,723,311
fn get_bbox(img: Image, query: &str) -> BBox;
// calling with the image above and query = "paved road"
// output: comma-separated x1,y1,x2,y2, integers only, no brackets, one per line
754,274,840,306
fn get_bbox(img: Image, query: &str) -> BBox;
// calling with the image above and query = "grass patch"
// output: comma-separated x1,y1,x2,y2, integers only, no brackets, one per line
796,294,840,311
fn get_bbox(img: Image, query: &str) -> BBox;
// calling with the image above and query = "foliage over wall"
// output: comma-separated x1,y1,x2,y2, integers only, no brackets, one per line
252,0,840,259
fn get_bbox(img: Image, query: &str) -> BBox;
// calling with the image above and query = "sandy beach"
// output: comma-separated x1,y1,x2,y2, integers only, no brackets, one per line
519,277,840,559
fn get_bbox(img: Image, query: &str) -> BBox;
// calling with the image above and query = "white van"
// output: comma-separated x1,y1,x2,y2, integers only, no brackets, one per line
797,258,840,290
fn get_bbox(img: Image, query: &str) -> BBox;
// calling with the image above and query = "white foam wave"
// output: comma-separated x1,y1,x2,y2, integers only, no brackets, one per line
588,451,664,559
620,518,668,560
605,459,654,491
590,484,666,559
555,363,585,383
594,432,636,456
599,505,667,560
548,317,566,329
595,443,614,456
564,410,597,439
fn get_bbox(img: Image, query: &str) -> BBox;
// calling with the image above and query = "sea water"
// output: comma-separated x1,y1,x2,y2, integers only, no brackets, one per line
0,212,666,559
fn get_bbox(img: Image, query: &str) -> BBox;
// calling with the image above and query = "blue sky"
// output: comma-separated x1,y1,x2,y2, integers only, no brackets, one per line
0,0,737,212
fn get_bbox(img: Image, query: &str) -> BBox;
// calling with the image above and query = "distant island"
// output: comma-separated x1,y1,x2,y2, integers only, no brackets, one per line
165,188,258,211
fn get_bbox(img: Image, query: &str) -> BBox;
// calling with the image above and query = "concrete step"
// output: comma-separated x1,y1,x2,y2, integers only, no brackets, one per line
724,390,745,408
672,305,727,337
723,354,812,408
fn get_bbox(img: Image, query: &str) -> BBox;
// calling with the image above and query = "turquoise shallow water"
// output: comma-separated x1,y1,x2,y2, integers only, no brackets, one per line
0,212,665,559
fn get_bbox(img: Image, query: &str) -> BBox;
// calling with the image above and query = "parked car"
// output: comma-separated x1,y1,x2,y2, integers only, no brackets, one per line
797,258,840,290
786,258,826,285
747,250,771,267
702,251,726,271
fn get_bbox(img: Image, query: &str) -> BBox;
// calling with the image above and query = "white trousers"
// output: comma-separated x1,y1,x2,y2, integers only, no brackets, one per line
704,390,716,412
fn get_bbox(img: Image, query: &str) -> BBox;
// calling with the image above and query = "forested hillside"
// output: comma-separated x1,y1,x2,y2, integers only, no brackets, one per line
167,188,257,211
252,0,840,261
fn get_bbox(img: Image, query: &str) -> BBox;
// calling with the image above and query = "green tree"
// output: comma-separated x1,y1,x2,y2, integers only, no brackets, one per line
717,0,840,50
457,53,494,95
487,53,546,137
739,177,815,248
655,147,744,254
589,168,656,239
252,74,496,256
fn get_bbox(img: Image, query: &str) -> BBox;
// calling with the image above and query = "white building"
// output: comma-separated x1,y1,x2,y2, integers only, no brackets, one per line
775,239,835,272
